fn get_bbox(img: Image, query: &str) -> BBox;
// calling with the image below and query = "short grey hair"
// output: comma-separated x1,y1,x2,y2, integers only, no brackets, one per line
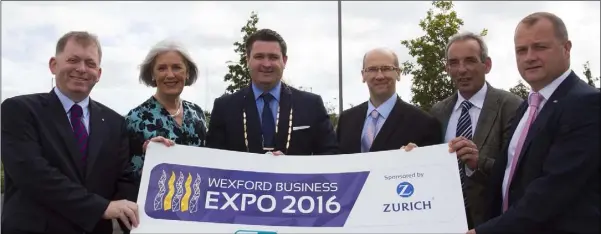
139,39,199,87
445,31,489,63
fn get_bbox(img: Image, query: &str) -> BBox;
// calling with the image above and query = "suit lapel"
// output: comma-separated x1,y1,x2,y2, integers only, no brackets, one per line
46,91,85,180
514,73,578,168
85,100,106,178
276,85,292,153
349,102,368,153
243,87,264,153
370,97,406,151
473,86,501,147
440,95,457,133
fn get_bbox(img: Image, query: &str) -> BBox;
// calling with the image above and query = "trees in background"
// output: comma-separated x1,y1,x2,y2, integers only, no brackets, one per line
400,1,487,111
223,11,259,94
583,60,600,88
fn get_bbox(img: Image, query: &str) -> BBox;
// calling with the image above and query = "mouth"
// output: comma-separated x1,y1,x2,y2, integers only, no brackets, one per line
70,75,87,81
457,77,472,85
164,81,179,87
526,66,542,71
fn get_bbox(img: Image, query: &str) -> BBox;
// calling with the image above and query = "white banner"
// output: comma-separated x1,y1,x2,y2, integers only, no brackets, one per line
132,143,467,233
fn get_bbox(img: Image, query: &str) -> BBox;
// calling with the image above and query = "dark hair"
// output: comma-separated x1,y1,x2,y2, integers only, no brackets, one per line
245,28,287,57
519,12,569,42
55,31,102,62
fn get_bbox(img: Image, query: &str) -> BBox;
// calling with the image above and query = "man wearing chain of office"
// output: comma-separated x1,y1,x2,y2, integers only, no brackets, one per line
206,29,338,156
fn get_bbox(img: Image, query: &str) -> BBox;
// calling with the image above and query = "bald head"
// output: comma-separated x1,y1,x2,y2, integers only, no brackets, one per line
362,48,399,69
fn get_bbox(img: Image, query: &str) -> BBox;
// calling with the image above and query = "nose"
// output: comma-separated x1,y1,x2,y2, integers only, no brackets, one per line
525,49,538,63
75,61,86,72
165,68,176,78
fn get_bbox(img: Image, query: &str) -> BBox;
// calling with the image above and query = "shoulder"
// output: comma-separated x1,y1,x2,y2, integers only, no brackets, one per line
213,88,247,107
2,92,48,108
92,100,123,119
340,101,367,118
489,86,523,104
124,98,154,123
431,94,455,113
288,86,323,103
398,100,439,124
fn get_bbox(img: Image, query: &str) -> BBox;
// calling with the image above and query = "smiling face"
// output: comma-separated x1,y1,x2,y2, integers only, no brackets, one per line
247,40,287,89
49,37,102,102
361,49,400,100
446,38,491,98
152,50,189,97
514,16,571,91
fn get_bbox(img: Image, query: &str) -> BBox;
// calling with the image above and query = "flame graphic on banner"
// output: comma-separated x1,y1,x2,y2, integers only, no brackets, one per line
163,171,176,210
172,172,185,212
154,169,202,213
153,170,167,211
181,173,193,211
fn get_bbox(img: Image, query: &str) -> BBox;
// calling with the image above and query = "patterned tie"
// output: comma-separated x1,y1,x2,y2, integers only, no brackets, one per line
503,92,543,212
362,110,380,152
70,104,88,161
456,100,474,208
260,93,276,149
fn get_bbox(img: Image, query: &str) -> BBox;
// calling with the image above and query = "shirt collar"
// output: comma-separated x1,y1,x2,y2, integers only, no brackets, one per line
531,69,572,101
54,86,90,114
366,93,398,119
454,82,488,111
252,80,281,102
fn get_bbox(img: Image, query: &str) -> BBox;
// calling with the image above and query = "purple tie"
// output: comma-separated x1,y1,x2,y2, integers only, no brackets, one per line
70,104,88,161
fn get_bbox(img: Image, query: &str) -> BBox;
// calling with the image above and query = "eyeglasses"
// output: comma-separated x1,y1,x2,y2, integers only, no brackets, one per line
362,66,400,73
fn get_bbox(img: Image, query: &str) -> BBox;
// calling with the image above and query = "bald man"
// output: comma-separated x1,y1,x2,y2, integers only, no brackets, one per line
336,48,442,154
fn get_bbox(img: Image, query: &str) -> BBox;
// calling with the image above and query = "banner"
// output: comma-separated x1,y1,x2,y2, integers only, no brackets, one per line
133,143,468,233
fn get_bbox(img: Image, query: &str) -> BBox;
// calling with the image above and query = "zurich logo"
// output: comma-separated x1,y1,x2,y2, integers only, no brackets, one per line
396,181,414,198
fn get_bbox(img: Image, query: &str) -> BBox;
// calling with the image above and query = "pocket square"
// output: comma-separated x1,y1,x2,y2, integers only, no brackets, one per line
292,125,310,131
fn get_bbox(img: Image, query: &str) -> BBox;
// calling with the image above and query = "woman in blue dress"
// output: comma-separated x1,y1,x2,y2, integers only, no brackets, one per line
124,39,208,192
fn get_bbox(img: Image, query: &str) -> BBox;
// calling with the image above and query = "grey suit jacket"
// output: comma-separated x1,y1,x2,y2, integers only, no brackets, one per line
429,82,523,226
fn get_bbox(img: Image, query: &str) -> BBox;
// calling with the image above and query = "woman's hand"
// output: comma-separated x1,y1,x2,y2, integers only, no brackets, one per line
142,136,175,153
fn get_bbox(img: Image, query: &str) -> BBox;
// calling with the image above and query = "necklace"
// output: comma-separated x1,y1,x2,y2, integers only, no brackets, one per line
168,101,182,118
243,104,293,153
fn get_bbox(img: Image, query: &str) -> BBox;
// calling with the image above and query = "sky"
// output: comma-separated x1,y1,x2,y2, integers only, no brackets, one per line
2,1,600,115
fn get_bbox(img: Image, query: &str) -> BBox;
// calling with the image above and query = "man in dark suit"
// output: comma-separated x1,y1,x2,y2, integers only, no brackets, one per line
206,29,338,155
1,31,139,234
429,32,523,228
452,12,599,234
337,48,442,154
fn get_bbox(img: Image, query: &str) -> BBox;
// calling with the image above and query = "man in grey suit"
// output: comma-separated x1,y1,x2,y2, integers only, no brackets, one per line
429,32,523,229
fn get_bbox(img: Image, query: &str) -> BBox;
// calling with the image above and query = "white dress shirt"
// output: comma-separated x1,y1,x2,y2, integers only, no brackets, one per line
446,83,488,175
501,69,572,202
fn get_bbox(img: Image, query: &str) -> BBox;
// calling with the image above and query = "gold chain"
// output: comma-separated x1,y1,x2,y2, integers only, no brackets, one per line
243,104,293,153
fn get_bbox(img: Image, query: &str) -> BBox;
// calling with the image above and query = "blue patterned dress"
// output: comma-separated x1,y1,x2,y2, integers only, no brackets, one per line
125,96,208,181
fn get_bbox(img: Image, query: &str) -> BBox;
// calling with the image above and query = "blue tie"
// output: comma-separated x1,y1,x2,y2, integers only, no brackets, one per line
456,100,474,208
261,93,276,148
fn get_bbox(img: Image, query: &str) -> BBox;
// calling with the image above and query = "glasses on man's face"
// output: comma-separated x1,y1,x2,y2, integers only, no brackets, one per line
363,66,399,74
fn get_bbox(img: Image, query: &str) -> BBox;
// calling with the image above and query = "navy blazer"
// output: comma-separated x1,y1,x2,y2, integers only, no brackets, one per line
206,83,339,155
476,72,600,233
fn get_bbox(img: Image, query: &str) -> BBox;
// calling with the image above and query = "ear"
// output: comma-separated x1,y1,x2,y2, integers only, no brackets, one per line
484,57,492,74
563,40,572,58
444,63,450,75
282,55,288,68
49,57,57,75
96,67,102,83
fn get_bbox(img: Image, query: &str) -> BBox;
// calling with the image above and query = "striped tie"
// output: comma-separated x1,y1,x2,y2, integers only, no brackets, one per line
456,100,474,208
70,104,89,161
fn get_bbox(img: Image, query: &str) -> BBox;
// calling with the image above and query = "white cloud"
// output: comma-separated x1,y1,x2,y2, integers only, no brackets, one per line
2,1,599,115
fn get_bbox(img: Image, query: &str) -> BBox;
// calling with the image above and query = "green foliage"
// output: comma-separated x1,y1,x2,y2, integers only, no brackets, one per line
583,61,599,88
400,1,487,111
223,11,259,94
509,81,530,100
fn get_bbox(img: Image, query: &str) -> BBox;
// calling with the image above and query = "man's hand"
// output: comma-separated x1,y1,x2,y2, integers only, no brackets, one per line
400,142,418,152
102,200,139,230
272,151,285,156
143,136,175,153
466,229,476,234
448,136,479,170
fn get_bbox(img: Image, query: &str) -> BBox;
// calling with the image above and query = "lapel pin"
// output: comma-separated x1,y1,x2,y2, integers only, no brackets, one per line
102,118,105,122
553,100,558,103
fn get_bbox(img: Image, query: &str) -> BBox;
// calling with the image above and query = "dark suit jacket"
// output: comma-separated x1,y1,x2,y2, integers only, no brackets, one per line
429,83,523,226
206,83,338,155
337,96,442,153
1,90,136,234
476,72,600,233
